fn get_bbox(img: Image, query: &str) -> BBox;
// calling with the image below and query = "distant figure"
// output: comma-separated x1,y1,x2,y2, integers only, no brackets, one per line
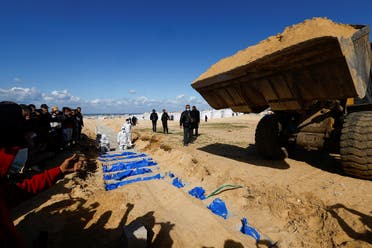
180,104,193,146
191,106,200,136
117,119,133,150
75,107,84,141
150,109,158,132
205,115,208,122
161,109,170,134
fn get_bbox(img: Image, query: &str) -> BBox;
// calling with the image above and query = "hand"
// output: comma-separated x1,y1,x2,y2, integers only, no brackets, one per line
59,154,83,174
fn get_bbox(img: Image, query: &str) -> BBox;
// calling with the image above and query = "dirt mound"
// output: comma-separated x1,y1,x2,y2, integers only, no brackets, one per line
194,17,357,82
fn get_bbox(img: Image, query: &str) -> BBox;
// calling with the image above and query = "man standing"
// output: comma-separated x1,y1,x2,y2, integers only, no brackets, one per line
39,104,51,145
50,106,63,150
161,109,170,134
75,107,84,141
150,109,158,132
180,104,193,146
191,106,200,136
61,107,74,146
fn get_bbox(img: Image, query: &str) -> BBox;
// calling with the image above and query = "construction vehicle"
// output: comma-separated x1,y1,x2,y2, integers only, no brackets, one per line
192,19,372,179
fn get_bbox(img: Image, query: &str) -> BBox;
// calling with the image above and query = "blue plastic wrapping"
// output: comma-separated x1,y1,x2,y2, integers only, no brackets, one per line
172,177,185,188
99,153,147,162
105,173,163,191
99,151,136,159
103,159,157,173
240,217,260,241
103,167,153,181
105,177,142,190
169,172,175,178
143,173,163,181
207,198,228,219
188,187,206,200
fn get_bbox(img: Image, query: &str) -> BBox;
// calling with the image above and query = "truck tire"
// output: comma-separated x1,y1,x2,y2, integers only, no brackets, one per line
255,114,287,160
340,111,372,179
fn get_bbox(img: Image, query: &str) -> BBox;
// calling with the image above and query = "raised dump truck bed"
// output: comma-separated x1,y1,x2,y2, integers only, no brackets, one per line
192,20,371,113
192,18,372,180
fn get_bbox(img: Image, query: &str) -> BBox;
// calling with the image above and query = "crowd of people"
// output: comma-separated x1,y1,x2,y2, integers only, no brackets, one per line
14,103,84,171
0,101,84,248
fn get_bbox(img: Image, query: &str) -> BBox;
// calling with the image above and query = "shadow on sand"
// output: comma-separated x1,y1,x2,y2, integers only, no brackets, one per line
199,142,352,177
16,200,175,248
288,147,347,176
198,143,290,169
327,204,372,245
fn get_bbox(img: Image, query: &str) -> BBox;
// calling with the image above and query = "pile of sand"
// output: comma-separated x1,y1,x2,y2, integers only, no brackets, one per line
194,17,357,83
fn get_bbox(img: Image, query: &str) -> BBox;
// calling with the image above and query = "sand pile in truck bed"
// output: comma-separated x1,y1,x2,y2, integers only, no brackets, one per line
194,17,358,82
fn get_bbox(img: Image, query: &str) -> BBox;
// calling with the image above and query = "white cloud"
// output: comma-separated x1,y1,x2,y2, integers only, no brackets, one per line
176,94,185,100
49,90,80,102
0,86,210,113
0,87,43,102
128,89,136,94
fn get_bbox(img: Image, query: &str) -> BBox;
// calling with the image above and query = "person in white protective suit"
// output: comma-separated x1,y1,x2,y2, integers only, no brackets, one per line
117,118,133,150
99,134,110,153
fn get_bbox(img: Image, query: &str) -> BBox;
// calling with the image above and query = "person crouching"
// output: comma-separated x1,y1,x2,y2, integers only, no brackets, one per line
117,119,133,150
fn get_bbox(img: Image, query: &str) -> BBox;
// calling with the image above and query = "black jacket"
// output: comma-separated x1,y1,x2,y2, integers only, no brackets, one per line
150,112,158,121
75,112,84,127
161,112,169,122
191,109,200,124
180,110,193,127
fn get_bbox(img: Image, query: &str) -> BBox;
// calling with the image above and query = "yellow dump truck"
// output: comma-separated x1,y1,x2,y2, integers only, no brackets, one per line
192,18,372,179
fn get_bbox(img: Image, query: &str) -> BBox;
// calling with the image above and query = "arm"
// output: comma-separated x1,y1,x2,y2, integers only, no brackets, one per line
15,166,62,195
12,154,81,205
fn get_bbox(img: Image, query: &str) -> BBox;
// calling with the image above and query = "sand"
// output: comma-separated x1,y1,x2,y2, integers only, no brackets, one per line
12,115,372,247
194,17,357,83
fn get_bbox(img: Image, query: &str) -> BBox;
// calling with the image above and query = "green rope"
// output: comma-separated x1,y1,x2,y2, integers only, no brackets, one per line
205,184,243,199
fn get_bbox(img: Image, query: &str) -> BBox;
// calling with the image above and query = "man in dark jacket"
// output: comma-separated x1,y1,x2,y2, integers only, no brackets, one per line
50,106,64,150
61,107,74,146
150,109,158,132
75,107,84,141
0,101,82,248
38,104,51,145
161,109,170,134
180,104,193,146
191,106,200,136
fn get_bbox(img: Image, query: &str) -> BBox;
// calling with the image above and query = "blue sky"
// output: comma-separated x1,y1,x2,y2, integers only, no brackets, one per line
0,0,371,113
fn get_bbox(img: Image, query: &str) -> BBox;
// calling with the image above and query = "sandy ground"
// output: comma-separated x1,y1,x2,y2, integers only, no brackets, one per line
12,114,372,247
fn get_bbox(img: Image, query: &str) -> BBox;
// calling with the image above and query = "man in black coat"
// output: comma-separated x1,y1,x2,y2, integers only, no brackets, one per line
180,104,193,146
150,109,158,132
75,107,84,141
191,106,200,136
161,109,170,134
